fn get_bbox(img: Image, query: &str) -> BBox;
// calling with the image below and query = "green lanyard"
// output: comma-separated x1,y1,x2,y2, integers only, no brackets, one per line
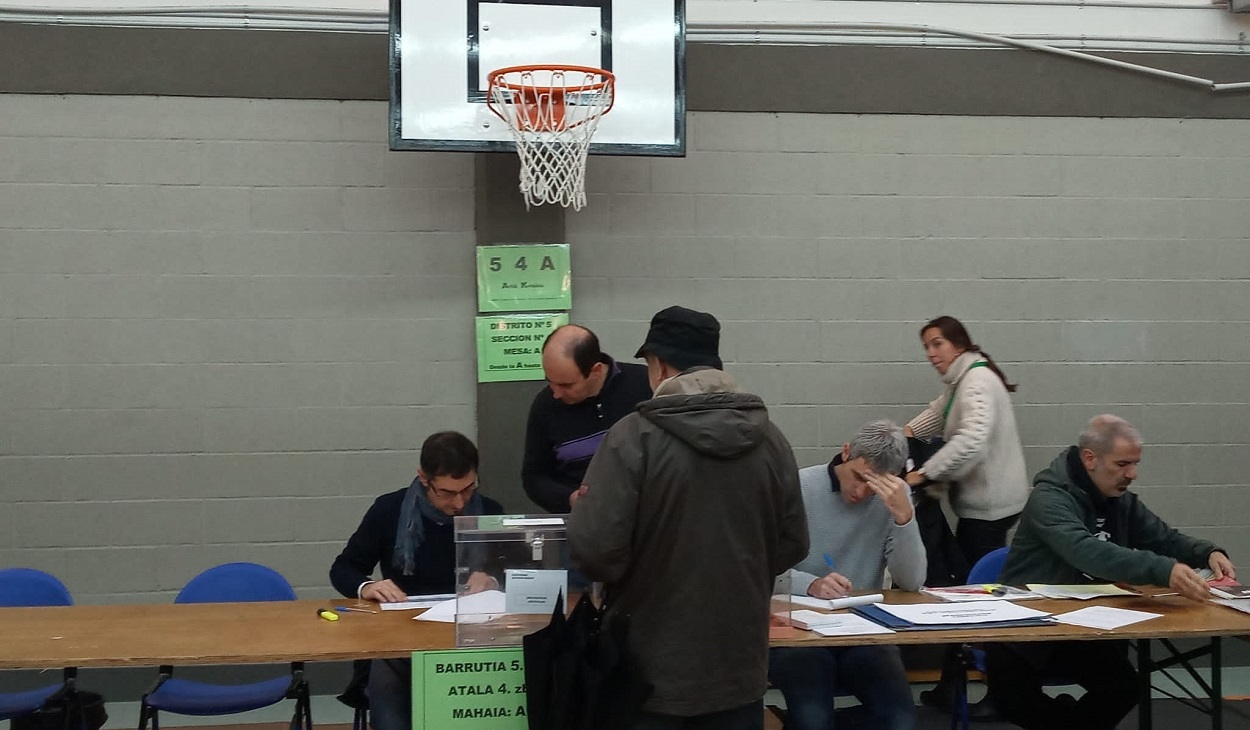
942,361,989,421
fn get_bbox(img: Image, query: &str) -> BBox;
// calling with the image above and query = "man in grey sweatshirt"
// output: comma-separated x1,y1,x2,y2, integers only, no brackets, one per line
770,419,926,730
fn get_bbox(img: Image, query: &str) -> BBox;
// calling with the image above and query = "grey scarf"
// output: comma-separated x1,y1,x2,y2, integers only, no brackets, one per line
393,475,485,575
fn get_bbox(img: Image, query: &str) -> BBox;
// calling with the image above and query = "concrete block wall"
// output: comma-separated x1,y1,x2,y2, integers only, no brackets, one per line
570,112,1250,562
3,97,1250,601
0,95,479,602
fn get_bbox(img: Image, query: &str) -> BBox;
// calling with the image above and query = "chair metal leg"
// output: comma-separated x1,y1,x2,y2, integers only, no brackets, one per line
138,705,160,730
303,684,314,730
949,645,971,730
1138,639,1153,730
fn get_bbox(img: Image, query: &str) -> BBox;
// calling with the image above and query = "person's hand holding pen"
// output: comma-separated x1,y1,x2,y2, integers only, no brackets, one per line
808,554,853,600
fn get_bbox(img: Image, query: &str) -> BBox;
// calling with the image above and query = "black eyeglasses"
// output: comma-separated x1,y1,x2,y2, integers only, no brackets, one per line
428,482,477,500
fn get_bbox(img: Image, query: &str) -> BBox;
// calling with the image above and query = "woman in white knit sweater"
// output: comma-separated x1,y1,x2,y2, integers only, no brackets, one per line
904,315,1030,566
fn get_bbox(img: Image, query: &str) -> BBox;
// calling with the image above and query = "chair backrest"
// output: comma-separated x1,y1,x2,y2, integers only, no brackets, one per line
967,547,1010,584
176,562,297,604
0,568,74,607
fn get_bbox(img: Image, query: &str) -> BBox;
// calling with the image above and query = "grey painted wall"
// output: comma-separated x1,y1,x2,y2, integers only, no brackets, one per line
567,111,1250,565
0,95,480,602
4,95,1248,603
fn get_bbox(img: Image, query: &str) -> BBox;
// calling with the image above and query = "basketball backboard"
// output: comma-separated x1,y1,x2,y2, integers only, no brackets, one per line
389,0,686,155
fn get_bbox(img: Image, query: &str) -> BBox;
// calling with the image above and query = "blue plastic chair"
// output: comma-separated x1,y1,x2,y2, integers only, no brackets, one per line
966,547,1010,587
137,563,312,730
948,547,1012,730
0,569,77,723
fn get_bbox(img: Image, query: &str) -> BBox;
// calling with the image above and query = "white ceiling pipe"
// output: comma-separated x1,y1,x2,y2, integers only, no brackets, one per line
1,9,1248,91
703,21,1250,91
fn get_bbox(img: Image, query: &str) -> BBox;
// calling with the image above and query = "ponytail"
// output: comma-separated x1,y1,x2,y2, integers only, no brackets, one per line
973,347,1017,393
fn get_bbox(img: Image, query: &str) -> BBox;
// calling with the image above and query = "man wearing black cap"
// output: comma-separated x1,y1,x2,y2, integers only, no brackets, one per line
522,324,653,512
567,306,810,730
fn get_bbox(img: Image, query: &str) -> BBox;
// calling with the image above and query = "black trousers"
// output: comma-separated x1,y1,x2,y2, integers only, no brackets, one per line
628,699,763,730
985,641,1138,730
955,513,1019,566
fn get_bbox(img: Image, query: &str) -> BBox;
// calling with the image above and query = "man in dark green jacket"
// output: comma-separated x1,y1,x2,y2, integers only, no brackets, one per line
987,414,1237,730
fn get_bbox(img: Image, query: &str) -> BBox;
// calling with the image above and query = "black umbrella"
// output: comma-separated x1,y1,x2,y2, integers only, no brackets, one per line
523,591,652,730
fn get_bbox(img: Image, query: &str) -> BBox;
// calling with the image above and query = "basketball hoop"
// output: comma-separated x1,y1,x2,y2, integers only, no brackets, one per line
486,64,615,210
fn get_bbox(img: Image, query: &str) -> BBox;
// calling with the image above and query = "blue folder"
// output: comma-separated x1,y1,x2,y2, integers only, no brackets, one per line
852,603,1057,631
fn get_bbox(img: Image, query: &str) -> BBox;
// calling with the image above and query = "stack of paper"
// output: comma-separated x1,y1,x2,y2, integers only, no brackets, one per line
1213,599,1250,616
810,614,896,636
782,593,885,611
870,600,1052,626
1025,584,1138,600
380,593,457,611
1209,581,1250,600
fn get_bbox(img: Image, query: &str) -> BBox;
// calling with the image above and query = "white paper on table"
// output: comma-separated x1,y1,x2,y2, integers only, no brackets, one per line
874,600,1051,625
413,590,508,623
1213,599,1250,615
811,614,897,636
776,609,846,630
781,594,834,610
1026,584,1138,600
380,593,457,611
1054,606,1162,630
776,593,884,611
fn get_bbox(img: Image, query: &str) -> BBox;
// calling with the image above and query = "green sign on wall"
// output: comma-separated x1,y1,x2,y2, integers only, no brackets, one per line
412,647,528,728
476,313,569,383
476,244,572,313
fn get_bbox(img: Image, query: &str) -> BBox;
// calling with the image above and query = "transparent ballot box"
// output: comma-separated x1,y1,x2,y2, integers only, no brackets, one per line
453,514,584,647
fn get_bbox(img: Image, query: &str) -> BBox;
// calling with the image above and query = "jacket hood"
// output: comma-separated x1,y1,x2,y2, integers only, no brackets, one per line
639,369,769,458
1034,446,1099,506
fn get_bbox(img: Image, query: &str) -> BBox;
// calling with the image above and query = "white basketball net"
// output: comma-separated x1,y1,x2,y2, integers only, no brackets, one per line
487,66,615,210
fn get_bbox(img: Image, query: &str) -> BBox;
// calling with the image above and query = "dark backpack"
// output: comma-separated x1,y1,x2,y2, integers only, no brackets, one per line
908,437,970,587
10,687,107,730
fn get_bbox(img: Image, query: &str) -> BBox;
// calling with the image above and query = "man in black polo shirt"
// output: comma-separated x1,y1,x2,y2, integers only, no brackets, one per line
522,324,652,512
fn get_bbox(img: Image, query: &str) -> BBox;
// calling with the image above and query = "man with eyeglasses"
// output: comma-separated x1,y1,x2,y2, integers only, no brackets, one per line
330,431,504,730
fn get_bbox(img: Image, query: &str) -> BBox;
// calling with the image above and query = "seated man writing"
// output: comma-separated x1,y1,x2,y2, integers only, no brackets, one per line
986,414,1237,730
329,431,504,730
770,419,926,730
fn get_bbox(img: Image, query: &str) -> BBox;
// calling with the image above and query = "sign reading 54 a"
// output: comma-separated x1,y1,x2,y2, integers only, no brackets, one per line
476,244,571,313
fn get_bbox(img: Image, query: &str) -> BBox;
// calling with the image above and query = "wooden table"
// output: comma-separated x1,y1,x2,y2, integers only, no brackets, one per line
0,599,453,669
770,592,1250,647
3,594,1248,729
772,591,1250,730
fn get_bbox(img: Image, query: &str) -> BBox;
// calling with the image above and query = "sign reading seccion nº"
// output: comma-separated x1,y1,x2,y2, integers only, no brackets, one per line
412,647,528,728
475,313,569,383
476,244,572,313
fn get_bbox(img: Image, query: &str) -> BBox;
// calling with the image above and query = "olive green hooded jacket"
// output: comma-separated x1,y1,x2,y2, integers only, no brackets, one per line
1001,446,1222,588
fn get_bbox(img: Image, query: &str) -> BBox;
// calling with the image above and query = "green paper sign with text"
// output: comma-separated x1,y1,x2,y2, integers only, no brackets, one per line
476,313,569,383
412,647,528,728
476,244,572,313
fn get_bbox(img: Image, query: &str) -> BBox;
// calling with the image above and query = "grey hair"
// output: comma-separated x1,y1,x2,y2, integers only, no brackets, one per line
1078,414,1142,456
847,419,909,475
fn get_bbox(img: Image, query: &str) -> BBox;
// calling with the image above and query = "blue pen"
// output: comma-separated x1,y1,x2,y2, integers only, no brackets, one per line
823,554,837,572
335,605,377,614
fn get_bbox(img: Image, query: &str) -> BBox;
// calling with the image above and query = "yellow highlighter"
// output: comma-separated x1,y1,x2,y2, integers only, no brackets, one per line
317,608,340,622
